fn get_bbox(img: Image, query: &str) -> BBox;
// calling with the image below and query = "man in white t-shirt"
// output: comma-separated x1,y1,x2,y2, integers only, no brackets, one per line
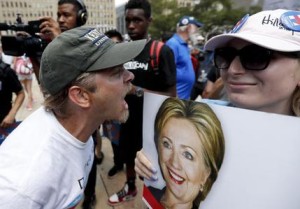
0,27,146,209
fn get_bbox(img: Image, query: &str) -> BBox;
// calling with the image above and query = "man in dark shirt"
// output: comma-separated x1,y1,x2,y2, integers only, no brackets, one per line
0,58,24,128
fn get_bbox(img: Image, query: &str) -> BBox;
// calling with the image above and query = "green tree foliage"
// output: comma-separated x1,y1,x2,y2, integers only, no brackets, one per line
192,0,262,33
149,0,178,39
149,0,262,39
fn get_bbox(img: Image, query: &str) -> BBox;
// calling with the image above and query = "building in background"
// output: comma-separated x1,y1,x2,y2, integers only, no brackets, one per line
89,0,116,32
0,0,116,35
116,3,126,36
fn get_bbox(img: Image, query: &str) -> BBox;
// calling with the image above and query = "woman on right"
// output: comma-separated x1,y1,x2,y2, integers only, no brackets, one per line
135,8,300,193
205,9,300,116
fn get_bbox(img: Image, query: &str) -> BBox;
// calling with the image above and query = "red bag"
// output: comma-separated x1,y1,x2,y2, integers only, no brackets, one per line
15,57,33,75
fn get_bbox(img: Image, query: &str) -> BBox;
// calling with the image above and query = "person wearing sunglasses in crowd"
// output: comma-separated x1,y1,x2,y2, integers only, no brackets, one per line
134,9,300,195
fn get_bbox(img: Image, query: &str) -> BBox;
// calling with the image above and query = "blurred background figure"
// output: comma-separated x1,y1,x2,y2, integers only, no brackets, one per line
0,45,25,136
201,30,228,101
166,16,203,99
189,44,205,100
105,29,124,43
12,55,34,110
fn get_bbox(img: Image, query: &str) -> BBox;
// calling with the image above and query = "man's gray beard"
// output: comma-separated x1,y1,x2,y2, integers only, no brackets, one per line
118,109,129,123
189,33,199,46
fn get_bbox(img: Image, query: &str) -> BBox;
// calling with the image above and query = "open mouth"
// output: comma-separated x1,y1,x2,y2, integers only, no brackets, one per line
123,99,128,110
168,168,185,185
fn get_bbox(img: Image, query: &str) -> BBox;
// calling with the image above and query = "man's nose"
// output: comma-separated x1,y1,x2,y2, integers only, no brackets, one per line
124,69,134,82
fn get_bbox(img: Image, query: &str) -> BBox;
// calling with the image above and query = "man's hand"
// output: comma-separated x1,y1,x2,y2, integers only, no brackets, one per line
0,90,25,128
39,17,61,40
0,113,15,128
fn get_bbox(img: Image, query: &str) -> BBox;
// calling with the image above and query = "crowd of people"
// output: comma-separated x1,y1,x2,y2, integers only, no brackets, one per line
0,0,300,209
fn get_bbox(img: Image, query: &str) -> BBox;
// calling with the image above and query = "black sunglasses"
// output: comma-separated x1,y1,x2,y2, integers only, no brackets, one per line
214,44,300,71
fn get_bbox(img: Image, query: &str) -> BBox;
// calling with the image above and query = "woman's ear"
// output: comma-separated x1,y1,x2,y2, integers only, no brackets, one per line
200,168,211,190
68,86,91,108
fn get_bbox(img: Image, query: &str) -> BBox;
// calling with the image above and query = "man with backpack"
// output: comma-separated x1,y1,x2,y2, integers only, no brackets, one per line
107,0,176,206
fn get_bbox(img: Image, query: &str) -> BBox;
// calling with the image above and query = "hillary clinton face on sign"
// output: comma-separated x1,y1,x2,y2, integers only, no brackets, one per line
158,117,210,208
154,98,225,209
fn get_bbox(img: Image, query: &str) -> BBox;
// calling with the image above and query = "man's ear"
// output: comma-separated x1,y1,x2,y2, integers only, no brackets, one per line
68,86,91,108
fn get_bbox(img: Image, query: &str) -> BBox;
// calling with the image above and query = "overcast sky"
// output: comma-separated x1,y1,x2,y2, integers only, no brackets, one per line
115,0,127,6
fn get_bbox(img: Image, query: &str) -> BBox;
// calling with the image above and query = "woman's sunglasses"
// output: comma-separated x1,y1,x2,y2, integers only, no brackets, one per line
214,44,300,71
